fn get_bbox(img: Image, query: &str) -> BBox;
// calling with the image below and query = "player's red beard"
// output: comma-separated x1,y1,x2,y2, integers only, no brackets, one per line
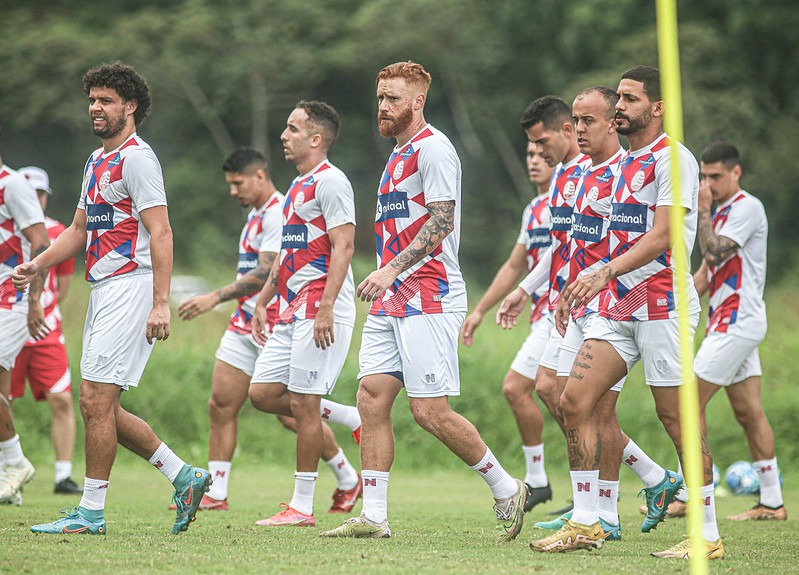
378,105,413,138
92,109,128,140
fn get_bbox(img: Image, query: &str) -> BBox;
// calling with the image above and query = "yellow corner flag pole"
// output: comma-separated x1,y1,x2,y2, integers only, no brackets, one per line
656,1,707,573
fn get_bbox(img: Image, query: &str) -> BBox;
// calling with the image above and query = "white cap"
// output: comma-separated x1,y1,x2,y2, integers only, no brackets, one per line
19,166,53,194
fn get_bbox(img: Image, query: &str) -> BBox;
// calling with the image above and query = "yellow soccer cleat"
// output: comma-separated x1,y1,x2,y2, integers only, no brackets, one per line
529,519,604,553
651,537,725,559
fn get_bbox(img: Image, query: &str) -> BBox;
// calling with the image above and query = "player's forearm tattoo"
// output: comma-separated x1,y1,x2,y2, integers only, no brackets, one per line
388,200,455,274
215,252,277,302
697,208,739,266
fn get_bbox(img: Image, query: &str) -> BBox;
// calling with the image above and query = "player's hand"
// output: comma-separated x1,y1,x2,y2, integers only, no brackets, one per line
496,287,528,330
554,296,570,337
11,262,39,292
178,292,219,321
27,300,50,341
146,302,170,344
563,266,611,309
357,267,398,303
313,305,335,350
251,304,268,346
698,177,713,212
460,310,484,347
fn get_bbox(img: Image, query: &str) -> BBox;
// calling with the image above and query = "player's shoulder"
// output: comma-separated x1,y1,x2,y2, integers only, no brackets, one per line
733,189,767,216
315,161,353,188
0,167,36,196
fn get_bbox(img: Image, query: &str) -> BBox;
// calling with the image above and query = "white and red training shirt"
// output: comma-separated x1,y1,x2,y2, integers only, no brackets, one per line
517,192,551,323
228,192,283,336
705,189,767,340
370,125,467,317
276,160,356,326
0,165,45,311
78,134,166,283
599,134,700,321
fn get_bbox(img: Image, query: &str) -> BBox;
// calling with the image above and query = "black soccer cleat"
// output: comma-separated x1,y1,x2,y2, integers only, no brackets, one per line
524,483,553,512
54,477,84,495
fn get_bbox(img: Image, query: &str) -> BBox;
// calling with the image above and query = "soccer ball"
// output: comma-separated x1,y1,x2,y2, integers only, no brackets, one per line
725,461,759,495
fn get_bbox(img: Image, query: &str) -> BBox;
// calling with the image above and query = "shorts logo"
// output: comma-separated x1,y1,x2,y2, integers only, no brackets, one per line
376,191,409,222
392,160,405,181
86,204,114,230
588,186,599,202
281,224,308,249
631,170,646,192
424,373,436,383
657,297,668,306
563,180,577,199
293,191,305,210
308,371,318,380
609,203,647,232
655,359,669,373
99,170,111,191
550,206,574,231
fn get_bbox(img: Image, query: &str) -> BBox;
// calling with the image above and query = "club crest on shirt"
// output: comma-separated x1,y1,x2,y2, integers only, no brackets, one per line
631,170,646,192
392,160,405,181
563,180,577,199
293,191,305,211
99,170,111,191
588,186,599,202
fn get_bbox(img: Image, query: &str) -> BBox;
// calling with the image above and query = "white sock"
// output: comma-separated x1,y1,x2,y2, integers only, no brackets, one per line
0,434,24,466
289,471,317,516
320,399,361,431
79,477,109,512
754,458,783,507
597,480,619,525
207,461,231,500
701,484,720,542
570,470,600,525
148,442,187,484
522,444,548,488
361,470,390,523
324,448,359,490
674,462,688,502
469,447,517,500
622,439,665,488
0,450,5,466
55,460,72,484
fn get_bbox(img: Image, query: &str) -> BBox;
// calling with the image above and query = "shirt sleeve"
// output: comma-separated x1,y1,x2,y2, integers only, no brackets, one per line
655,144,698,212
517,203,532,245
258,200,283,253
520,247,551,295
717,195,763,248
5,174,45,231
316,170,356,230
418,138,460,204
122,147,168,212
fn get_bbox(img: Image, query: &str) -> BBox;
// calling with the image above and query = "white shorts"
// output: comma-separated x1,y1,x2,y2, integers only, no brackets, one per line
0,310,29,371
538,315,563,371
558,314,625,392
81,272,156,389
509,317,551,379
251,319,353,395
215,330,263,377
694,332,762,386
358,313,464,398
584,312,699,387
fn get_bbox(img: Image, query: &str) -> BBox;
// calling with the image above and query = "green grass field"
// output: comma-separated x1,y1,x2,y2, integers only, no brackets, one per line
3,458,796,574
4,265,799,572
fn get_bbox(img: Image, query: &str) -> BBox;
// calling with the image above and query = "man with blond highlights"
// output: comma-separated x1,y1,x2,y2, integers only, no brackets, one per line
322,61,526,542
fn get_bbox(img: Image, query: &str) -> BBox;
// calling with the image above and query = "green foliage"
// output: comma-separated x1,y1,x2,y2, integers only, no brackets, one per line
2,1,796,282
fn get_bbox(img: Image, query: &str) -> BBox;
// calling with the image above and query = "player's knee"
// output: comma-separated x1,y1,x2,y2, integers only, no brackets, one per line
247,385,270,412
502,374,528,405
356,383,385,420
409,402,439,432
655,405,681,441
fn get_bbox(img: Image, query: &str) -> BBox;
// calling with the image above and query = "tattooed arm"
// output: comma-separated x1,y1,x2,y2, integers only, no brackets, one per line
696,177,739,267
357,200,455,302
178,251,277,321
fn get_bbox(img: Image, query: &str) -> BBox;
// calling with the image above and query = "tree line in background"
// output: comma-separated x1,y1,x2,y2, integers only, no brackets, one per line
2,0,797,285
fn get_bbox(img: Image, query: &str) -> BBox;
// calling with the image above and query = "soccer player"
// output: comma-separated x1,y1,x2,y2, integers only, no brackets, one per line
177,147,361,512
10,167,82,496
0,143,50,504
529,66,723,559
691,141,785,521
248,101,358,527
501,88,679,540
321,61,525,542
459,142,555,512
14,62,210,535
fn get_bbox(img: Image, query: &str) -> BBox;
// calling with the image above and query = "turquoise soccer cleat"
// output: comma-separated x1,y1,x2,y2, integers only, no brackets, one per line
31,507,106,535
171,466,212,534
640,470,683,533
